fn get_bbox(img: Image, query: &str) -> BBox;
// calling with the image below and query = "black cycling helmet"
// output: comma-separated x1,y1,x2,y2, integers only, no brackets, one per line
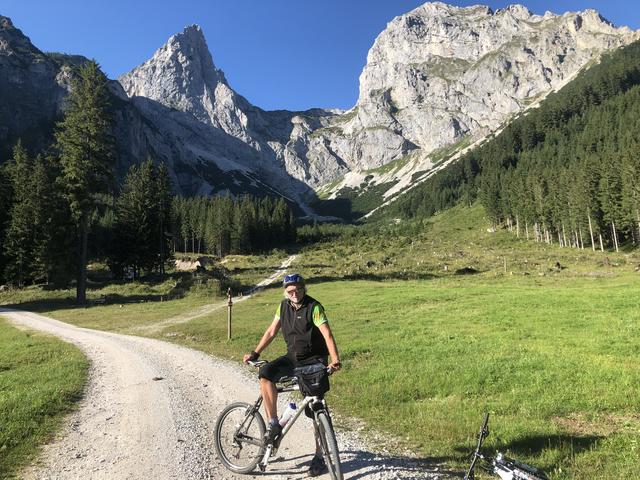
283,273,305,288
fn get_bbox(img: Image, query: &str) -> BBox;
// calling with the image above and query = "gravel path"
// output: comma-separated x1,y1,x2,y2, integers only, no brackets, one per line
0,307,446,480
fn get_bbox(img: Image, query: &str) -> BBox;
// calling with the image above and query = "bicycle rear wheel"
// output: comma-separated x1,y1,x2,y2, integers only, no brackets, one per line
214,401,266,473
316,410,343,480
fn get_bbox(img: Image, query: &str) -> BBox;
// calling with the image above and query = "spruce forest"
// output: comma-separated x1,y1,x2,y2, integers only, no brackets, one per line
0,61,295,297
392,40,640,251
3,40,640,297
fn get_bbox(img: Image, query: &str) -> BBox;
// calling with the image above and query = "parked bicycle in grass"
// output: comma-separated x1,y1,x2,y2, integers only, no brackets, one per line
465,413,549,480
216,273,342,476
214,359,342,479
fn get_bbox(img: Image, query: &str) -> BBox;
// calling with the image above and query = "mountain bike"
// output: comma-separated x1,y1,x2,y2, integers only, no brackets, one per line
214,360,343,479
465,413,549,480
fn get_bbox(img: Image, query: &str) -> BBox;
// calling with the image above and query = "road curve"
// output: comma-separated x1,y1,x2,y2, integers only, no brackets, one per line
1,309,443,480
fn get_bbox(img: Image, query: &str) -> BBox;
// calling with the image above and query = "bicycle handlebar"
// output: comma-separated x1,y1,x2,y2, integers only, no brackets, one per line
246,359,335,374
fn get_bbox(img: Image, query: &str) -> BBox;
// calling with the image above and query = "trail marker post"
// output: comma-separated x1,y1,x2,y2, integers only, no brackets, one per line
227,288,233,340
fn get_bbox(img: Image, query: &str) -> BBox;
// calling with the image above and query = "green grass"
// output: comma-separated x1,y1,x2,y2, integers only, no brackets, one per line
362,153,416,176
0,320,88,479
2,204,639,478
139,272,640,479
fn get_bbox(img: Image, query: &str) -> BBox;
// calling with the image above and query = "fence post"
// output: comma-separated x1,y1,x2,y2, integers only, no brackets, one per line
227,287,233,340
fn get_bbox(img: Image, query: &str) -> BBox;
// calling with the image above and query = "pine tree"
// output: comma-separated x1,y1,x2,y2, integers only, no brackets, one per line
54,60,115,302
156,162,173,276
111,161,159,279
3,141,33,285
30,154,75,284
0,161,12,284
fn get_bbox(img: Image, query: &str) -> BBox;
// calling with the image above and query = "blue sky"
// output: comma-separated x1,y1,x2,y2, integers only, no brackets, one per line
2,1,638,111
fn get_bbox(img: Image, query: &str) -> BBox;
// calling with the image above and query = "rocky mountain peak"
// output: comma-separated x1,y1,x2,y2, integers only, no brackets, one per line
352,2,639,165
500,4,533,19
0,15,37,56
1,15,13,28
118,24,230,126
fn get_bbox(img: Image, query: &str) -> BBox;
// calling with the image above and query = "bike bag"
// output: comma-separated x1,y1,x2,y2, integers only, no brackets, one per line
294,362,330,397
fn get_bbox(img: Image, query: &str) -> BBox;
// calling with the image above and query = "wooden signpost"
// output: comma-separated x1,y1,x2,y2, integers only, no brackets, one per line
227,287,233,340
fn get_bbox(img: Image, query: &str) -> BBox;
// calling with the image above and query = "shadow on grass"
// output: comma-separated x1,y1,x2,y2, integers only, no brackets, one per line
2,293,167,314
2,273,197,313
455,433,602,475
308,272,438,283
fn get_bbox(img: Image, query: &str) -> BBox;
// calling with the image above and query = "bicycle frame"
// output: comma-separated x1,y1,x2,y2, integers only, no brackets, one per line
255,379,329,471
465,413,549,480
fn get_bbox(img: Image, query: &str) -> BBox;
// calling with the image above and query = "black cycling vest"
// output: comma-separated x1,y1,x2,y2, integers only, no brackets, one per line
279,295,329,364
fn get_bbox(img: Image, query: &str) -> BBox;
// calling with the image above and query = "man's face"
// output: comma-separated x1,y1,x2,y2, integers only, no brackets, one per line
285,284,305,303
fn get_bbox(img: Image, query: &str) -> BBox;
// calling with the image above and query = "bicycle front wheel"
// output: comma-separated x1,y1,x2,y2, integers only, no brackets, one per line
214,401,266,473
316,411,343,480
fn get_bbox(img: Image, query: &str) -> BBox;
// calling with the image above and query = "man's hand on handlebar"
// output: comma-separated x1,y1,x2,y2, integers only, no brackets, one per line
242,350,260,364
328,361,342,374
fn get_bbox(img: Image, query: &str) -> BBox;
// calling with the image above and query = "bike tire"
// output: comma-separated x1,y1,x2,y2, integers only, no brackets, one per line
316,411,343,480
214,401,266,474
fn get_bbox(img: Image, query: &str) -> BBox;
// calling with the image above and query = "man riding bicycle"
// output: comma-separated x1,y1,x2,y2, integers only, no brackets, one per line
243,273,341,477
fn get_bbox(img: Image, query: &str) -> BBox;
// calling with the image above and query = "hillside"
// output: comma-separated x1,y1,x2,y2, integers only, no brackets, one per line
2,4,638,217
3,202,639,479
386,38,640,253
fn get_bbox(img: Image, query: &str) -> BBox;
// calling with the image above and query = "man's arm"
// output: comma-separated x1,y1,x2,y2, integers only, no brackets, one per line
318,323,341,372
242,317,281,363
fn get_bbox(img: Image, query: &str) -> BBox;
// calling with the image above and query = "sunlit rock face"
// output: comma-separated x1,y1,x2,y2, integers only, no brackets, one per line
118,25,342,200
2,3,638,211
348,2,639,167
120,4,638,193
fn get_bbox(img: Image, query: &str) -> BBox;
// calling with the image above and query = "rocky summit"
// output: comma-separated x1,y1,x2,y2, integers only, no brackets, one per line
116,3,638,208
1,3,639,215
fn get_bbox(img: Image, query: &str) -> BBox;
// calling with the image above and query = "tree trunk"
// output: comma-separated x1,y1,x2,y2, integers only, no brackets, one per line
588,214,595,252
579,229,584,250
562,224,568,248
611,221,619,252
599,233,604,252
516,215,520,238
159,217,165,277
77,215,88,304
525,223,529,240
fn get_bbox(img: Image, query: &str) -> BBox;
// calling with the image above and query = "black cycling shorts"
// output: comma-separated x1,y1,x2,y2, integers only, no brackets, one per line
258,355,295,383
258,355,328,383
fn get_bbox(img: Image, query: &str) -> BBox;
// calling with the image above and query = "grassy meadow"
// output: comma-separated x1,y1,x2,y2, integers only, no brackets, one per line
1,204,639,479
0,320,87,478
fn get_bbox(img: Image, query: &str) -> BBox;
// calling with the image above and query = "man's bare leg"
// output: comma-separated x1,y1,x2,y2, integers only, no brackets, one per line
260,377,278,421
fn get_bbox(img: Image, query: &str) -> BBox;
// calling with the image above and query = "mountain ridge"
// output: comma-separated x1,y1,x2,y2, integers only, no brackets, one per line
1,3,638,218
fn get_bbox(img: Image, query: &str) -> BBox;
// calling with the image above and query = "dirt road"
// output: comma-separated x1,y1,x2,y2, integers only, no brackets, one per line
1,255,444,479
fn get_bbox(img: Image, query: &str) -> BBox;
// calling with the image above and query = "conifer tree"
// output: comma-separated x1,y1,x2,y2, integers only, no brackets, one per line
55,60,115,302
4,143,75,286
112,161,158,279
30,154,75,284
3,141,33,285
156,162,173,276
0,161,12,284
